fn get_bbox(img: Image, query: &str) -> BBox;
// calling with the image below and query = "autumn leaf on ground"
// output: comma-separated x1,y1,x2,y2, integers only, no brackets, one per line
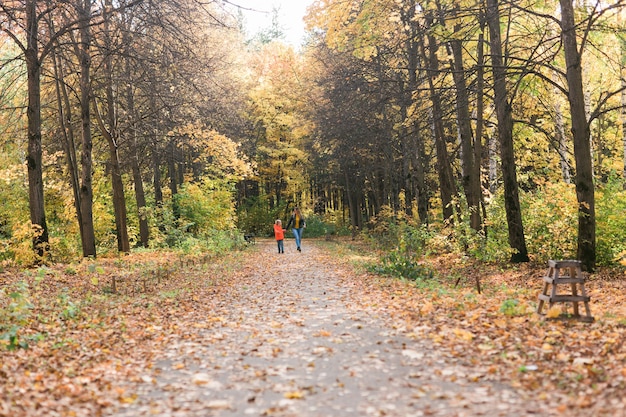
284,391,305,399
546,306,561,318
453,328,474,341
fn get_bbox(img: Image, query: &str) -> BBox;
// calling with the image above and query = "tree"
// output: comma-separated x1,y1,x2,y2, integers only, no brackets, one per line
559,0,595,270
445,2,483,232
486,0,529,262
0,0,55,258
93,0,130,253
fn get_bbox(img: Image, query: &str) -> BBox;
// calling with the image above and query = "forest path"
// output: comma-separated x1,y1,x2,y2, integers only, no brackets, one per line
108,239,535,417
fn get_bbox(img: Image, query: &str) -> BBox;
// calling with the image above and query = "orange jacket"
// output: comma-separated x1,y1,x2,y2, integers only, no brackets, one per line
274,224,285,240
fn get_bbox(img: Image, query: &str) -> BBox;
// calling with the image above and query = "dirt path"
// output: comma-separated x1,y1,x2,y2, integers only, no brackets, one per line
108,240,538,417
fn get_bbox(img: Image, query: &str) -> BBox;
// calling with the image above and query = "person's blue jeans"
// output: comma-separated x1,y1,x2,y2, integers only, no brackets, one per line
277,239,284,253
292,228,303,249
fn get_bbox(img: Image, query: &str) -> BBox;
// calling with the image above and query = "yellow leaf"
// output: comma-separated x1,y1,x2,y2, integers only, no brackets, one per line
546,306,561,319
452,328,474,341
493,318,507,328
284,391,304,399
420,301,434,315
119,394,137,404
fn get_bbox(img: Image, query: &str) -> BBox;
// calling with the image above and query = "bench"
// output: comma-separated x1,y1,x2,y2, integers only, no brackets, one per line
537,260,593,322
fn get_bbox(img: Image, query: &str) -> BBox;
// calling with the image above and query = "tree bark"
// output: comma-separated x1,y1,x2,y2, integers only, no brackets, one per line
475,23,487,234
25,0,50,259
619,14,626,189
94,0,130,253
486,0,529,262
400,1,429,223
51,45,84,242
125,66,150,247
77,0,97,257
554,97,572,184
559,0,596,271
450,31,481,232
168,141,180,219
420,14,457,224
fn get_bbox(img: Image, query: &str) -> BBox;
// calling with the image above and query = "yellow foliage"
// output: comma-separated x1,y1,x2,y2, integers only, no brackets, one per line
284,391,305,399
452,328,474,342
546,306,561,319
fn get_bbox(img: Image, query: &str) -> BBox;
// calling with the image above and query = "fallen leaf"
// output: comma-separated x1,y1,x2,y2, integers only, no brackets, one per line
546,306,561,318
284,391,304,399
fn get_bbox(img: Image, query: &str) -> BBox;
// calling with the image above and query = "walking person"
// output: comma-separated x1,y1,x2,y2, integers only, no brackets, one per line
274,219,285,254
286,207,306,252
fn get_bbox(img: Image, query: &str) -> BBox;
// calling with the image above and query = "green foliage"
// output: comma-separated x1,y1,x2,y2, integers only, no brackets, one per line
298,212,351,238
367,251,435,282
463,184,577,264
178,229,243,255
236,196,286,237
300,214,326,237
521,182,578,263
177,180,236,236
58,292,80,321
365,206,434,258
143,179,241,251
596,177,626,266
500,299,522,316
361,181,626,268
476,179,626,266
0,281,33,350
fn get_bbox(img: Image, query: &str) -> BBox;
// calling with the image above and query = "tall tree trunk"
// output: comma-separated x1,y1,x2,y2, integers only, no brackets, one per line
420,14,457,224
77,0,97,257
344,170,358,239
622,77,626,189
52,45,84,241
554,97,572,184
94,103,131,252
400,0,428,223
449,30,481,232
25,0,49,259
619,14,626,189
153,142,163,206
486,0,529,262
126,69,150,247
560,0,596,271
488,126,498,193
95,2,130,253
168,141,180,219
475,22,487,234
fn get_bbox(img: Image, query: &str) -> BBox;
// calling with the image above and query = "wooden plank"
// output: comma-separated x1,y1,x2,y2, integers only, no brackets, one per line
538,294,590,303
542,276,585,284
549,259,581,269
547,313,595,323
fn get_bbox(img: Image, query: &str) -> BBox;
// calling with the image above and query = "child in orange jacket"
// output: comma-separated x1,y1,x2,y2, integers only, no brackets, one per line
273,219,285,253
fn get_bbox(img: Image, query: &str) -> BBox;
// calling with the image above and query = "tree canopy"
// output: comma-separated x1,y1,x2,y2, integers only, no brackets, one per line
2,0,626,269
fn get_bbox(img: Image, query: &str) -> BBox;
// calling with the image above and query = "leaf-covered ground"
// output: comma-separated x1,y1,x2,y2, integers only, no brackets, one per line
1,239,624,416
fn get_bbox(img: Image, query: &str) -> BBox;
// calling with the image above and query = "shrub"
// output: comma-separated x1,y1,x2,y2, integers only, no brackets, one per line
596,177,626,265
236,196,286,237
521,182,578,263
299,212,351,238
367,250,435,281
177,180,236,235
0,280,33,350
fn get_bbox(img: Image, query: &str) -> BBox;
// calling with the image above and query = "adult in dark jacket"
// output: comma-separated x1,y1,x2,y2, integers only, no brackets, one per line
286,207,306,252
